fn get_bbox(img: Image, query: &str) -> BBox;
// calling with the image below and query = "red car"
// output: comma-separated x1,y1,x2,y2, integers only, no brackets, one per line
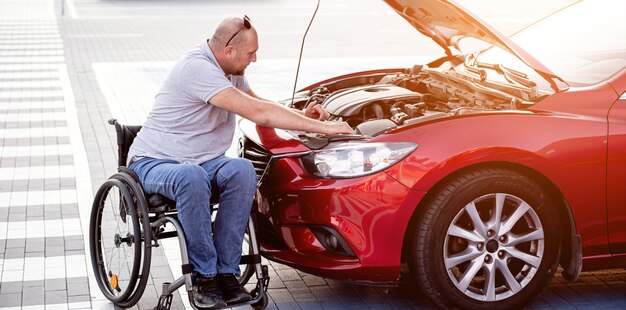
238,0,626,308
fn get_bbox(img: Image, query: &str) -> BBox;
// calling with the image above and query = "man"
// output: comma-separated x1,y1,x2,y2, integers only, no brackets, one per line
127,16,352,308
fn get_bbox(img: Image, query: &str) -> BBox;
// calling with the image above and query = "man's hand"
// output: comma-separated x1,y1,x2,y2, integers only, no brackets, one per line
304,103,330,121
322,121,353,135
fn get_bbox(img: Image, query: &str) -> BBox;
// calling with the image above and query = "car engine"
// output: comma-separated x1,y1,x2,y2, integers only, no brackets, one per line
288,64,536,137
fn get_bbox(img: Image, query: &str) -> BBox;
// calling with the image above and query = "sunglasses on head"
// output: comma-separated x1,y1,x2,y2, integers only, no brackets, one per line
225,15,252,47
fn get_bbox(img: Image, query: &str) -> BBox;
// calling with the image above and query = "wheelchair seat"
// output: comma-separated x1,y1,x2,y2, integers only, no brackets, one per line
111,118,178,213
111,118,220,214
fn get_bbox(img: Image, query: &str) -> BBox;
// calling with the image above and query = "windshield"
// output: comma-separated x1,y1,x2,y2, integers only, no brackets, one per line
476,0,626,89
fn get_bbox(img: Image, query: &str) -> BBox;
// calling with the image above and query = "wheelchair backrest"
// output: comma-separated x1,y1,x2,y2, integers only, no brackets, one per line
109,119,142,167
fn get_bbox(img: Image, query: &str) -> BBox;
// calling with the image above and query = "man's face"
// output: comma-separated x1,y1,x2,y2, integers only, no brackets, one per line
230,31,258,75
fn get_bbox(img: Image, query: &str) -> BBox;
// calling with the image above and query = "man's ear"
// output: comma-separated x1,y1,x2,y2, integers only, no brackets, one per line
224,45,236,58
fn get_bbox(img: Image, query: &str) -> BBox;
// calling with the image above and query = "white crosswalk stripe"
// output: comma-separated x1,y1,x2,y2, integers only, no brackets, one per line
0,126,69,138
0,144,74,157
0,80,62,88
0,218,82,240
0,189,78,208
0,165,75,181
0,101,66,109
0,254,87,281
1,111,67,121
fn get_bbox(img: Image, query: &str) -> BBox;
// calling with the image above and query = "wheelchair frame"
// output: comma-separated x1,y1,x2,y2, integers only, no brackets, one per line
88,119,269,309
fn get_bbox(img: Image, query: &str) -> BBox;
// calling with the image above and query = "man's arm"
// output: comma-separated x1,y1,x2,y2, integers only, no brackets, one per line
246,88,267,101
212,87,352,134
246,88,330,121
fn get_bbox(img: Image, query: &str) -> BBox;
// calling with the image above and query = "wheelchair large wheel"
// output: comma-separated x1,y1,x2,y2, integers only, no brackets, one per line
237,227,254,285
89,173,152,308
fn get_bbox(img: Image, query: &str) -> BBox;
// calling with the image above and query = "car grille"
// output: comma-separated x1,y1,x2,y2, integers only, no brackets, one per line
239,135,272,181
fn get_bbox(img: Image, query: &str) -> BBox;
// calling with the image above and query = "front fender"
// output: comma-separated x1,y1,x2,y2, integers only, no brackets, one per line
380,110,608,258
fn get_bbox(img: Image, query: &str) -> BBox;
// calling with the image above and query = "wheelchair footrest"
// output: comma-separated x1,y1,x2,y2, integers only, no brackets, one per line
154,282,173,310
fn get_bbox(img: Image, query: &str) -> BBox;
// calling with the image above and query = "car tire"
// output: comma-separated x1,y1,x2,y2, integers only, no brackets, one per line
410,168,561,309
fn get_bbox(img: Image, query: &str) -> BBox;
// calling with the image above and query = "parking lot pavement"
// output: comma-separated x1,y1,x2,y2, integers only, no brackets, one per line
2,0,626,309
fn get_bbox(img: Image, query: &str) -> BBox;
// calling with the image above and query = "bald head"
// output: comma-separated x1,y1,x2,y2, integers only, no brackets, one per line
210,16,255,48
208,16,259,76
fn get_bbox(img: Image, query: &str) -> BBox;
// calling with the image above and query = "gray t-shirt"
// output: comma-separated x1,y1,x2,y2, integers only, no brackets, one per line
128,41,250,164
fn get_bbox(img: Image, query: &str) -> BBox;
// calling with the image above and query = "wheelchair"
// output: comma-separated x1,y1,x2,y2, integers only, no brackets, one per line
88,119,269,309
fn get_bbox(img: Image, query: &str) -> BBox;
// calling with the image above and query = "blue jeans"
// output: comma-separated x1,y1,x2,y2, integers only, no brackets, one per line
129,156,256,277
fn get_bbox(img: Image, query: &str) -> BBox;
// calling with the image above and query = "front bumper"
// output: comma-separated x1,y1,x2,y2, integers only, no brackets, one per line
245,139,425,285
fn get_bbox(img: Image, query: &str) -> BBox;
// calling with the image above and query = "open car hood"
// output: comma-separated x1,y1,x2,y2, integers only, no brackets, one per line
384,0,562,86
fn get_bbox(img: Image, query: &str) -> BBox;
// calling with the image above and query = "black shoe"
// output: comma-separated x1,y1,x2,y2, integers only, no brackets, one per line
217,273,252,304
192,275,227,308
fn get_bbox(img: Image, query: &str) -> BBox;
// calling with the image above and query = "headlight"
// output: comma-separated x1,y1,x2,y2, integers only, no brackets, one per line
300,142,417,178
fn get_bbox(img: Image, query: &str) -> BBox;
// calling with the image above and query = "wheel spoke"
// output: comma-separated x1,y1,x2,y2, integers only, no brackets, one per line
465,202,487,238
491,193,506,232
508,247,541,268
445,247,483,269
102,194,134,294
448,223,484,243
500,201,531,235
103,247,117,262
496,259,522,293
457,258,484,292
507,228,544,246
484,261,496,301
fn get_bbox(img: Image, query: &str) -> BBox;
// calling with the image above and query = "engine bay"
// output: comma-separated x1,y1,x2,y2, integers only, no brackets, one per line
287,62,539,139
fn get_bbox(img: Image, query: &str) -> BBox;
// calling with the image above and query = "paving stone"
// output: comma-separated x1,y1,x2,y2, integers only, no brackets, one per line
60,178,76,188
64,239,84,251
0,158,16,168
22,279,45,288
267,288,296,303
45,245,65,257
301,274,327,287
1,282,23,294
0,293,22,307
45,289,68,304
298,303,324,310
22,285,45,306
26,205,44,218
0,208,8,221
4,247,25,259
26,238,45,252
12,179,29,189
8,212,26,221
0,180,13,192
149,254,170,267
45,278,67,291
136,283,159,309
68,294,91,303
67,279,90,296
273,301,301,309
46,237,64,246
148,265,172,279
276,269,302,282
60,206,79,218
